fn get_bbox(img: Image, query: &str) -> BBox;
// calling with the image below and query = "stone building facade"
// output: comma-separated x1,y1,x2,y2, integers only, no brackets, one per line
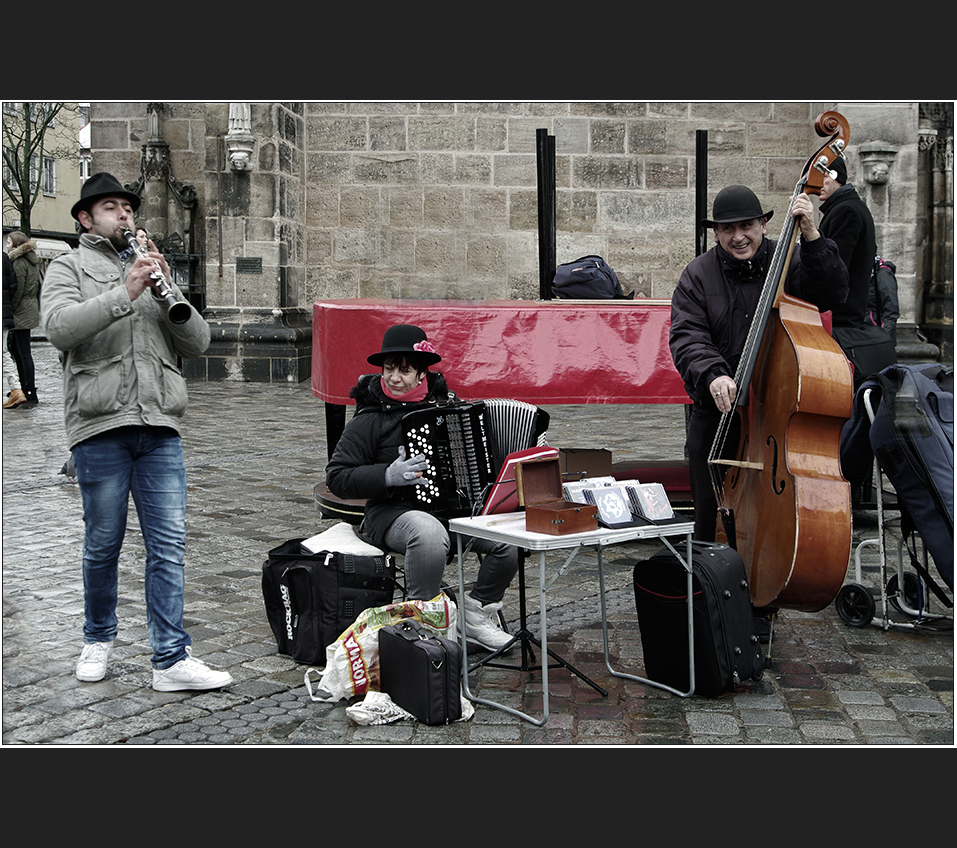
86,101,953,381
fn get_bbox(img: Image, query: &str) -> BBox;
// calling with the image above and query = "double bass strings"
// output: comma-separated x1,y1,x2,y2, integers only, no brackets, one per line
707,178,806,501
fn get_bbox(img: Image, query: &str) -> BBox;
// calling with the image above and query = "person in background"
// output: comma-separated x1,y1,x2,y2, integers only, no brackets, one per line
326,324,517,653
5,231,41,409
40,172,233,692
670,184,849,542
2,249,20,407
817,157,893,390
869,255,900,342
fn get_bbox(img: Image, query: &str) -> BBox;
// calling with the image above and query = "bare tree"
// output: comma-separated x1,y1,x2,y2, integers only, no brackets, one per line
3,102,81,237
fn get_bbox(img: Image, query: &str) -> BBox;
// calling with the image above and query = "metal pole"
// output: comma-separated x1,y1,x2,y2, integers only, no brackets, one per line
696,129,708,257
537,129,556,299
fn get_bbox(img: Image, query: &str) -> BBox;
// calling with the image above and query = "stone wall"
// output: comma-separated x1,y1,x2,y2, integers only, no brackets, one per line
88,101,951,379
301,101,844,303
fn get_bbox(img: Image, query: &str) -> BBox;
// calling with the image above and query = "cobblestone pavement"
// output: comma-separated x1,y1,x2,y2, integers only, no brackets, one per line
2,341,953,745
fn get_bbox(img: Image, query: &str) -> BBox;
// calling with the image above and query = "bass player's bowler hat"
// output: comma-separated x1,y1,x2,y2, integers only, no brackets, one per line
702,185,773,228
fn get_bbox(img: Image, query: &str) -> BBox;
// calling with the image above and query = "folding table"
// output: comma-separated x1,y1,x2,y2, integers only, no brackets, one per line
449,513,696,726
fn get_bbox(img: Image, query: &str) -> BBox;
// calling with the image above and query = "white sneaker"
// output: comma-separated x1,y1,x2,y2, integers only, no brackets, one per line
462,595,514,652
76,641,113,682
152,647,233,692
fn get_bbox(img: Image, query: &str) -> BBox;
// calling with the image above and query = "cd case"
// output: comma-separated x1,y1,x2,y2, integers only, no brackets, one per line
581,480,677,527
627,482,675,521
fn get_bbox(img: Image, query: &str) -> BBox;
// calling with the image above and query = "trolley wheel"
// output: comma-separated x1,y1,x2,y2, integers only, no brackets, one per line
835,583,875,628
887,572,922,615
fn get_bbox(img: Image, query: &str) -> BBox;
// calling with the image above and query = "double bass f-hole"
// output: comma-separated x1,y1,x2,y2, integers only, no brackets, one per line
767,435,785,495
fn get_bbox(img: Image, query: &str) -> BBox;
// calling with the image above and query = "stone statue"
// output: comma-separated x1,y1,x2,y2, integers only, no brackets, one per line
227,103,255,171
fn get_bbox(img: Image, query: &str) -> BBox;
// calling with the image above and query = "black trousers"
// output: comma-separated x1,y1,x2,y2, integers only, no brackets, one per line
686,404,740,542
7,328,35,397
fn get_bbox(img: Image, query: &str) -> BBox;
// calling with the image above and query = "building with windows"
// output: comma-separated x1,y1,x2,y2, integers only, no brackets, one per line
2,101,83,264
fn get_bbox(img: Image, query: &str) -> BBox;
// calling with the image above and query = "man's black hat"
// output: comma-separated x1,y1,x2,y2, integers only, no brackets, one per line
71,172,141,221
830,156,848,185
702,185,773,228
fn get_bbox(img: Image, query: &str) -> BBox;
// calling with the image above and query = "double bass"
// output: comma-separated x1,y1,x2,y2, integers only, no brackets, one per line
709,111,854,612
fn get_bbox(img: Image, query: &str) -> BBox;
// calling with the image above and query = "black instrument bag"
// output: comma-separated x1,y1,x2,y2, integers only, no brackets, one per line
379,619,462,724
868,364,954,590
633,541,764,696
262,538,397,666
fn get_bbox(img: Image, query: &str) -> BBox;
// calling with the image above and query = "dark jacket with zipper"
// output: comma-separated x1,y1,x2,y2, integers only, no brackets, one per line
325,370,458,549
3,253,17,330
669,234,848,407
818,183,876,329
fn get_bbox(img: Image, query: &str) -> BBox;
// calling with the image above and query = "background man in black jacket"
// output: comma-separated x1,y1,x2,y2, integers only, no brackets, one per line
818,157,894,389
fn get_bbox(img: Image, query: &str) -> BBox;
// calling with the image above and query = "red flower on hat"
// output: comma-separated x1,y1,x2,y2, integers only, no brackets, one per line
413,341,437,355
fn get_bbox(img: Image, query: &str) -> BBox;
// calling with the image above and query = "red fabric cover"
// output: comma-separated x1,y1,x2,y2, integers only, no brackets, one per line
312,298,688,405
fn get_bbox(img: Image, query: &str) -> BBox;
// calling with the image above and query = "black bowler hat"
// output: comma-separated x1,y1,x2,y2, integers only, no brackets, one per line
367,324,441,367
702,185,773,228
71,172,141,221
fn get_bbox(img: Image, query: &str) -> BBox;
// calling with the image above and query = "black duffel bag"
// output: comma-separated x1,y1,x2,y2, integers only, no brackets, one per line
262,538,397,666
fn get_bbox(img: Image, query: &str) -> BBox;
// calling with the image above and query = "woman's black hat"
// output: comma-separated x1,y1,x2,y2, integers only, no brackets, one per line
702,185,773,228
367,324,441,366
71,172,141,221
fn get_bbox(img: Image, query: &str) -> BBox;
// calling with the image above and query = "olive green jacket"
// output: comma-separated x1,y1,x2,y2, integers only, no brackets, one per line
8,240,40,330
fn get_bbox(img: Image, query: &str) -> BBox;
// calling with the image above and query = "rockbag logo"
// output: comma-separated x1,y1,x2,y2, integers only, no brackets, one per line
280,584,294,640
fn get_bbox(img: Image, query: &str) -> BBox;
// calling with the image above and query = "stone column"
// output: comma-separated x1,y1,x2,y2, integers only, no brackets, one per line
189,102,311,383
138,102,172,241
918,103,954,362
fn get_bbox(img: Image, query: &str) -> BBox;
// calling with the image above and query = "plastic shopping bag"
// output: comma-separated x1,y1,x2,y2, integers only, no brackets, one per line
304,592,456,703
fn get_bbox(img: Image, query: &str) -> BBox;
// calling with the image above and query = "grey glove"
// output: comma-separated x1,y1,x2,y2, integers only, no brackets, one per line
385,446,428,487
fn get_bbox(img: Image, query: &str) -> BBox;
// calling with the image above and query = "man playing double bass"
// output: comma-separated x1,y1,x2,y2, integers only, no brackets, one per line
670,184,849,543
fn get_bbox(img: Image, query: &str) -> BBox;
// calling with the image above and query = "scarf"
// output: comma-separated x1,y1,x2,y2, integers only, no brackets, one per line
380,375,429,403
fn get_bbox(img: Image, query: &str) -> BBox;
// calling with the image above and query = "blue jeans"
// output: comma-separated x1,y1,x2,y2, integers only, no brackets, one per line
72,426,191,669
384,510,518,603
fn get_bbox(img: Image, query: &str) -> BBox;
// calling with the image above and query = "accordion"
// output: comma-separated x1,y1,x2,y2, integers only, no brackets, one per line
402,402,495,518
402,399,551,518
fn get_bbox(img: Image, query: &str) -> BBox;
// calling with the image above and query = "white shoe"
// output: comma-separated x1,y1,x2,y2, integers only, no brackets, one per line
76,641,113,682
152,647,233,692
462,595,513,652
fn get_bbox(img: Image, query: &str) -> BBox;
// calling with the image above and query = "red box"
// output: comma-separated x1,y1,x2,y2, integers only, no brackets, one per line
516,458,599,535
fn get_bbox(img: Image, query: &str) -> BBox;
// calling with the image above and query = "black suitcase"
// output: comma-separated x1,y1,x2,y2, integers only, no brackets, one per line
633,542,764,696
262,539,397,666
379,619,462,724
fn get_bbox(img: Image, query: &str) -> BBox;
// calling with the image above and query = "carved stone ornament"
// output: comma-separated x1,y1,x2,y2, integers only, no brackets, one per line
858,141,899,185
226,102,255,172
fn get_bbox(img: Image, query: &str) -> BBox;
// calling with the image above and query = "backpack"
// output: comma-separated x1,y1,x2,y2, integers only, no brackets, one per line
551,255,633,300
867,256,900,340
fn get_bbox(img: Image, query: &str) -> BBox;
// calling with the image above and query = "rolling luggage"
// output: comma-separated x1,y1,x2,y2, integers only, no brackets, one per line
379,619,462,724
633,542,764,696
262,538,397,666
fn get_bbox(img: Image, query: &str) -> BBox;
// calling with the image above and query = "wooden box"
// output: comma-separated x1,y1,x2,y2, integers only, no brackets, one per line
516,457,599,535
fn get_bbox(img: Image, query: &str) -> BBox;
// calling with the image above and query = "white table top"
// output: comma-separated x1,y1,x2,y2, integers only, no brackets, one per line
449,512,693,550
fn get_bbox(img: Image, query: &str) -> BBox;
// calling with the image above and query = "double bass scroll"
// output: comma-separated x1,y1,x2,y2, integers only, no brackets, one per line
709,111,854,612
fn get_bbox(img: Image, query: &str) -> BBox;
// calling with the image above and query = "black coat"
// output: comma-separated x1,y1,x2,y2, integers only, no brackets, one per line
819,184,876,329
325,370,458,549
2,253,17,330
670,234,849,406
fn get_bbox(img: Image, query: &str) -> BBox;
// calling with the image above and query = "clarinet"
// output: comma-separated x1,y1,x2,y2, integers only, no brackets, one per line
120,227,191,324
